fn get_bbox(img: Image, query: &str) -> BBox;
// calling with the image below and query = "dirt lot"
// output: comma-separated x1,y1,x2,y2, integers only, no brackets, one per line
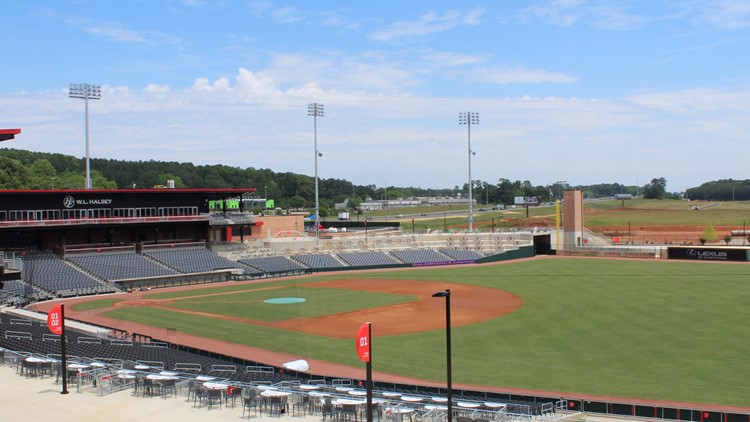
591,225,743,245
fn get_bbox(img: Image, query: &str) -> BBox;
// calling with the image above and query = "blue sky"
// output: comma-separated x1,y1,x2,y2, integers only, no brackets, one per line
1,1,750,192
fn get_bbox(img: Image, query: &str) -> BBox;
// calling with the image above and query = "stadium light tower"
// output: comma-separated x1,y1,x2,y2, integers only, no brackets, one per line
459,112,479,231
69,83,102,190
308,103,324,239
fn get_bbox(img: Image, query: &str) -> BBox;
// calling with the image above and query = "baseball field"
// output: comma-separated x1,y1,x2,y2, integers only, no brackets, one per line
70,257,750,408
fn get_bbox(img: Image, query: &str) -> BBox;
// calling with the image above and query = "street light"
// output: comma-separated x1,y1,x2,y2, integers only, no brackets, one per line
459,112,479,231
432,289,452,422
69,83,102,190
308,103,324,239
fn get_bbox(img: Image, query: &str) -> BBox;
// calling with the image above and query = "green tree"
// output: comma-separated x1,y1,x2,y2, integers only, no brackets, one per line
643,177,668,199
724,234,732,245
702,224,717,242
27,159,58,189
0,156,29,189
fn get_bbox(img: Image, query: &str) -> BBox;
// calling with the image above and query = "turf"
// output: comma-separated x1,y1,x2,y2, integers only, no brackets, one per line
101,258,750,407
165,286,416,321
70,298,122,311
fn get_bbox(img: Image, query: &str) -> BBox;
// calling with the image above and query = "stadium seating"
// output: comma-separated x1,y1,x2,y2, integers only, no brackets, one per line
144,247,241,274
336,251,399,267
20,253,116,297
237,256,304,274
67,252,176,281
389,249,449,264
438,248,484,261
291,253,346,269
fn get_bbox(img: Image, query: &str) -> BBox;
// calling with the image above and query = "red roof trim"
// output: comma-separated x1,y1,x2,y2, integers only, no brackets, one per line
0,128,21,142
0,188,257,194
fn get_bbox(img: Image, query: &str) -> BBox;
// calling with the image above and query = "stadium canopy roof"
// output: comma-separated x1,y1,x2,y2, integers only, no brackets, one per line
0,129,21,142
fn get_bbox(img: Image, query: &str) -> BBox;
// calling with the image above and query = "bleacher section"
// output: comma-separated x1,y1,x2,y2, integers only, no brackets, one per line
390,249,450,264
439,248,484,260
67,252,177,281
237,256,305,274
21,253,116,297
291,253,345,269
337,251,399,267
144,247,240,274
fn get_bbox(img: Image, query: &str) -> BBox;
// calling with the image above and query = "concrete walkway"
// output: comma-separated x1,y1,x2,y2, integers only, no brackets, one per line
0,364,304,422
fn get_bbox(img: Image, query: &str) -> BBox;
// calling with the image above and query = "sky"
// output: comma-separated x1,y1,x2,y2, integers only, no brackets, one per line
1,1,750,193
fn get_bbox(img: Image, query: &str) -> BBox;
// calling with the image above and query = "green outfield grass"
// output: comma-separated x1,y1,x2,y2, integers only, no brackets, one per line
102,258,750,407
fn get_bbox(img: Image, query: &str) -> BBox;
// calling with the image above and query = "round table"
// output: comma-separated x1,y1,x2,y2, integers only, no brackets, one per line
431,396,448,403
484,401,507,409
134,364,150,370
68,363,90,370
159,371,179,377
308,391,330,397
261,390,292,397
348,389,368,396
335,386,354,392
195,375,216,381
299,384,320,390
147,374,176,380
401,395,423,402
203,381,229,390
456,401,482,408
25,357,53,363
335,398,365,405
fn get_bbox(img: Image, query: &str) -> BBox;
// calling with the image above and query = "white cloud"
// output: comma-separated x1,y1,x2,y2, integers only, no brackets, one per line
143,84,170,95
686,0,750,29
626,86,750,113
472,67,579,85
518,0,648,30
370,8,485,42
271,6,302,24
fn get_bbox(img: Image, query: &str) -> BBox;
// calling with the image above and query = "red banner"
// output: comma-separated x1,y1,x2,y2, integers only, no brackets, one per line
47,304,63,335
355,322,370,363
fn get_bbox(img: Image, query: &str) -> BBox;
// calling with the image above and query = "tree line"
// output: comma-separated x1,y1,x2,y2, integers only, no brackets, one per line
0,148,696,216
685,179,750,201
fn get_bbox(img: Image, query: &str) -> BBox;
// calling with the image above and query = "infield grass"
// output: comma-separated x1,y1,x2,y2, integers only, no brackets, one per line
101,257,750,407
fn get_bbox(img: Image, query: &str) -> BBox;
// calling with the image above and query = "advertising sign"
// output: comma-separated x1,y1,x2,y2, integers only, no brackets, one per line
667,247,749,262
355,322,371,363
47,304,63,335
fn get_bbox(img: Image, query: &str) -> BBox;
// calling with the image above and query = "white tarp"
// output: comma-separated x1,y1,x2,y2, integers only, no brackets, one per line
282,359,310,372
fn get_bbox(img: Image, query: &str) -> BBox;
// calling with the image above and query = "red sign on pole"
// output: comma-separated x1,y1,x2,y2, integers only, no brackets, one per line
47,304,63,335
355,322,370,363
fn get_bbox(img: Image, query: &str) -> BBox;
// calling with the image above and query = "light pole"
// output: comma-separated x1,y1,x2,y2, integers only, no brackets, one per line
69,83,102,190
308,103,324,239
432,289,452,422
459,112,478,231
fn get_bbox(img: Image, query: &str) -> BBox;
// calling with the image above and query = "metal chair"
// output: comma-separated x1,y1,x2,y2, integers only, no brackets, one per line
242,388,262,418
